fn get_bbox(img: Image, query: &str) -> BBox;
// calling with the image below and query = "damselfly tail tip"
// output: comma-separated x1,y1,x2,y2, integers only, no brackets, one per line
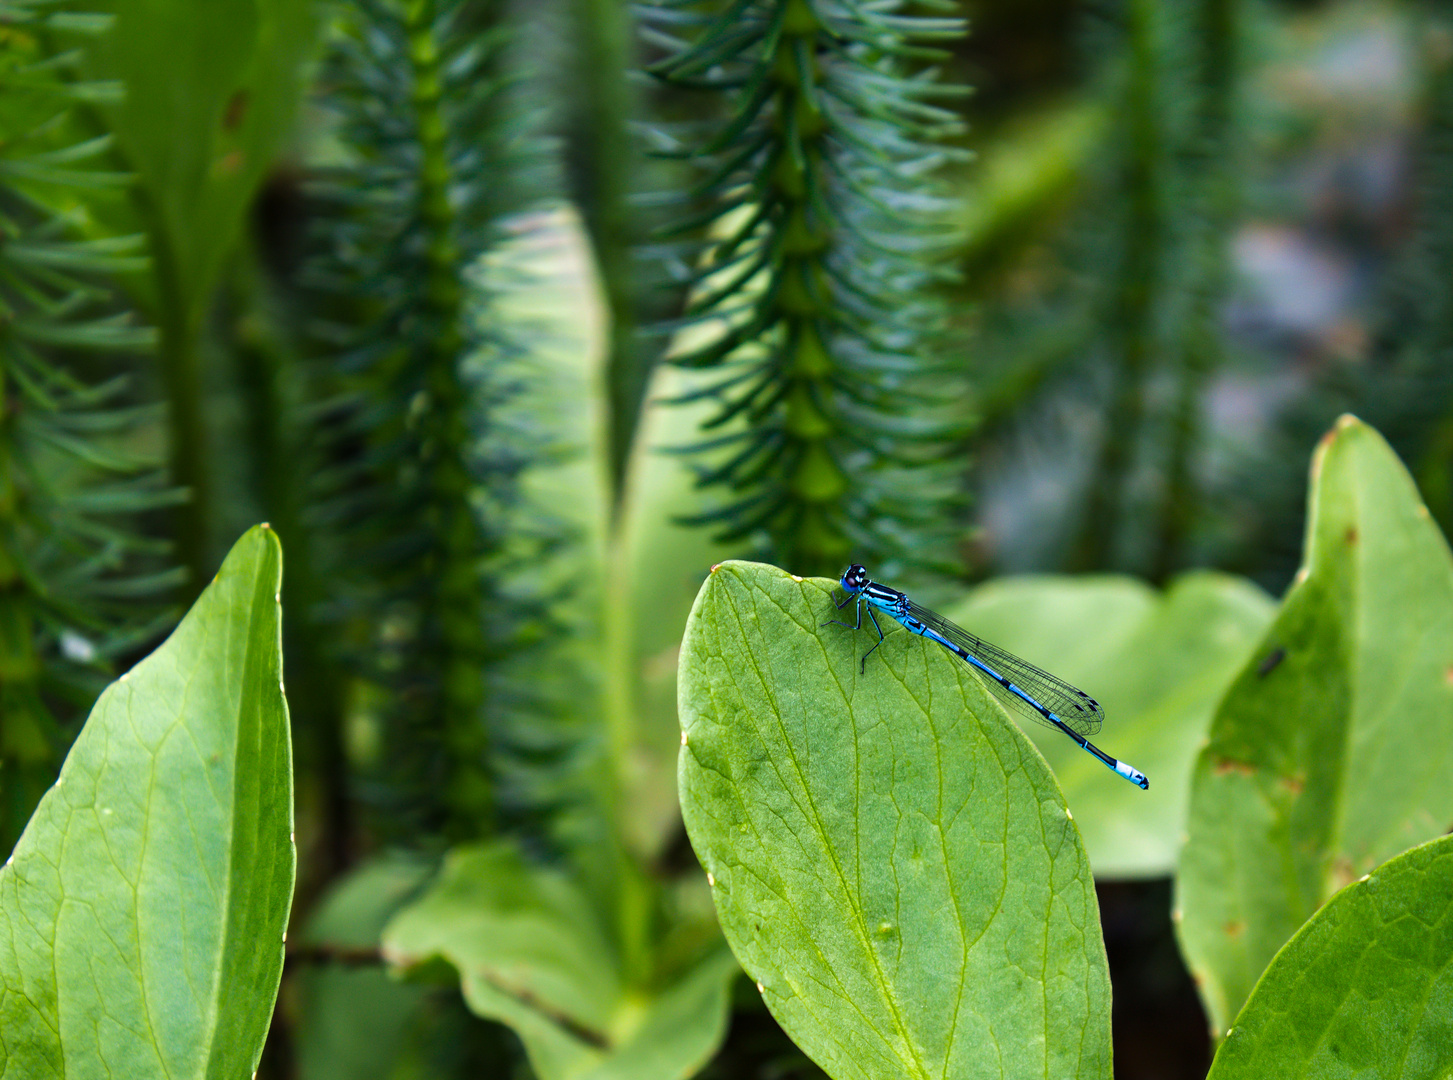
1116,760,1149,789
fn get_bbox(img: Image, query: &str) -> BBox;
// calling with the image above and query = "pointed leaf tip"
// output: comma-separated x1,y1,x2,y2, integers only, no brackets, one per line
0,527,294,1079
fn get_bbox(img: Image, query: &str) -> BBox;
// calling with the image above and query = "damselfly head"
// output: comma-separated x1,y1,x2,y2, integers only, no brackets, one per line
841,564,869,592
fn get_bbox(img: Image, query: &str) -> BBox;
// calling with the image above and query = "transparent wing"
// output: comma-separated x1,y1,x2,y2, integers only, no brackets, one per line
905,599,1104,737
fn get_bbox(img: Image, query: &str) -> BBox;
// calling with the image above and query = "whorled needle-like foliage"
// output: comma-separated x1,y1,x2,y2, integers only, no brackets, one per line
305,0,541,841
644,0,969,577
0,2,180,854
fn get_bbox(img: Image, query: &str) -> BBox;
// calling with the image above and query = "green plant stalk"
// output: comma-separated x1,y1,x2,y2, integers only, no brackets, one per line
769,2,849,573
228,253,354,883
0,3,175,857
568,0,646,505
0,411,52,855
406,0,496,837
599,552,652,984
654,0,966,576
684,0,855,572
1070,0,1164,572
1151,0,1238,583
1409,23,1453,537
151,238,213,597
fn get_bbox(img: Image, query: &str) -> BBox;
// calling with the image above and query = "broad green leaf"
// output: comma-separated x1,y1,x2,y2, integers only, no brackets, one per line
1176,416,1453,1036
381,842,737,1080
80,0,317,325
678,561,1112,1080
466,209,735,1064
613,203,770,860
616,357,739,860
0,524,294,1079
294,856,434,1080
946,572,1274,877
1208,832,1453,1079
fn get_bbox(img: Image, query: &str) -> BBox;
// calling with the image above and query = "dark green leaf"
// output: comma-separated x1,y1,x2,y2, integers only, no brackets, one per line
79,0,317,325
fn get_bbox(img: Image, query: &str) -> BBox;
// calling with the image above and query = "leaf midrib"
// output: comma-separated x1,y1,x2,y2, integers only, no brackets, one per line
725,575,934,1080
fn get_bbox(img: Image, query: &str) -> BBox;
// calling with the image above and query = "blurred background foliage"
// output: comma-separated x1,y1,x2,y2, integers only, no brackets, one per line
2,0,1452,1076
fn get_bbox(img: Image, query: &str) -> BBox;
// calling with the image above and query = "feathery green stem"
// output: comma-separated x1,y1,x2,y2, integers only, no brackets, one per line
566,0,647,502
1150,0,1238,582
0,2,176,853
648,0,969,577
306,0,541,841
1070,0,1166,572
406,0,495,834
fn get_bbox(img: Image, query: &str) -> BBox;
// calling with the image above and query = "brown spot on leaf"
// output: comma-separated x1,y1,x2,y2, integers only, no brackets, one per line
1280,773,1305,796
223,89,249,130
1224,920,1245,939
1345,526,1357,545
1257,647,1286,678
1329,857,1357,891
1214,757,1256,777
